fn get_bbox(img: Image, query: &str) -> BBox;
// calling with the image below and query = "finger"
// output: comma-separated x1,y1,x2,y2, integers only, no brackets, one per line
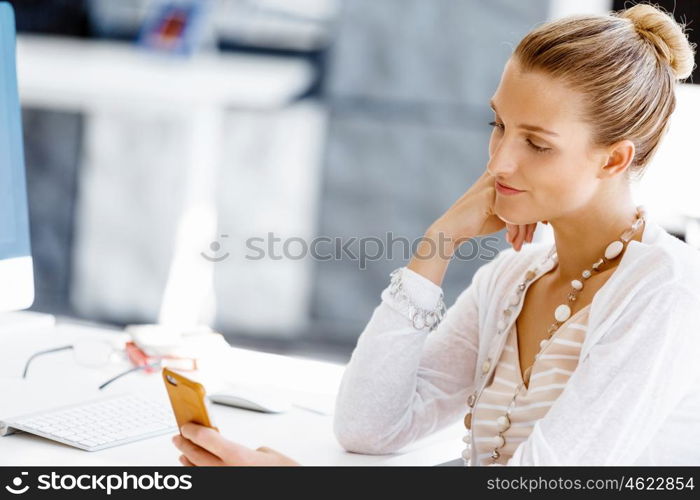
505,223,514,243
256,446,299,466
174,435,221,466
180,423,228,459
525,223,535,243
509,224,521,249
514,225,526,251
179,454,195,467
172,434,222,466
181,423,255,465
517,224,530,250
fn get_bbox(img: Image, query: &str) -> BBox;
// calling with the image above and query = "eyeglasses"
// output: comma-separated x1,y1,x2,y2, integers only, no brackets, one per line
22,339,196,390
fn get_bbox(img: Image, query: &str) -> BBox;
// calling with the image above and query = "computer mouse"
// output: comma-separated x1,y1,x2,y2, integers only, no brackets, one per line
208,389,292,414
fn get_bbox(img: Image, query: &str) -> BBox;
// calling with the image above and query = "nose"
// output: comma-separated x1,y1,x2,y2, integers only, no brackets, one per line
487,139,519,178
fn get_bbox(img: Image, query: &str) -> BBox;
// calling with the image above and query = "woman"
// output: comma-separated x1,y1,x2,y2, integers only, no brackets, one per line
173,3,700,466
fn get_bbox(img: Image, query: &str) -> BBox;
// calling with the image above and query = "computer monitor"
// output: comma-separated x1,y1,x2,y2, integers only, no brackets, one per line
0,3,33,312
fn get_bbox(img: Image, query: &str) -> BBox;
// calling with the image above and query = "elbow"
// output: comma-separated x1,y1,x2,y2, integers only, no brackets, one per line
333,418,399,455
332,405,409,455
332,374,416,455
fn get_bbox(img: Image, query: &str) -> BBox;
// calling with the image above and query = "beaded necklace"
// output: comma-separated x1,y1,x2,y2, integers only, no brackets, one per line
463,205,647,464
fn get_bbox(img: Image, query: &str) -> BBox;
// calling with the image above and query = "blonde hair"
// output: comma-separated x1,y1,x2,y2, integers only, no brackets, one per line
513,2,696,179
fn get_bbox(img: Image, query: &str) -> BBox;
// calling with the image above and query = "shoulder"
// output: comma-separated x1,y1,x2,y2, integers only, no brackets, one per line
592,278,700,358
593,221,700,337
623,221,700,297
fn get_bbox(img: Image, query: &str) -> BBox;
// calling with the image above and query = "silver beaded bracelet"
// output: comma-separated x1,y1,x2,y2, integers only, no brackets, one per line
387,267,447,332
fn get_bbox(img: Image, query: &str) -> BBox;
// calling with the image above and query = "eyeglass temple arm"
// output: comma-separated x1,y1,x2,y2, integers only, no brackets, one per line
98,360,162,391
22,345,74,379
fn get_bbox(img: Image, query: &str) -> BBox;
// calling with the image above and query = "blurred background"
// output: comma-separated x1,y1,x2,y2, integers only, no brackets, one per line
12,0,700,362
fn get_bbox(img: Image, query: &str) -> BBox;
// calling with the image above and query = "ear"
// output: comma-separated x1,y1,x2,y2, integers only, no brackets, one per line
600,139,635,178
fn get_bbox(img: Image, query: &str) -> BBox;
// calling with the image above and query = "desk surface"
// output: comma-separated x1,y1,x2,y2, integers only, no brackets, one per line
0,315,464,466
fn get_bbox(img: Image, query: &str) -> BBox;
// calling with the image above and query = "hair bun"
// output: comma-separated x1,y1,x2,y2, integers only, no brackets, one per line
620,3,696,80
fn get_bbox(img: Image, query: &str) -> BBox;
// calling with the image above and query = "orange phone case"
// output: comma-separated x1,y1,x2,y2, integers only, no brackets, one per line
162,367,219,433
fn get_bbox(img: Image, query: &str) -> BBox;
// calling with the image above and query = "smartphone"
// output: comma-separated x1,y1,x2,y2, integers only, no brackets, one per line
162,367,219,433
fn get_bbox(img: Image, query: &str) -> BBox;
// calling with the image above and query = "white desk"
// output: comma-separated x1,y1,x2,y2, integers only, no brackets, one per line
0,315,464,466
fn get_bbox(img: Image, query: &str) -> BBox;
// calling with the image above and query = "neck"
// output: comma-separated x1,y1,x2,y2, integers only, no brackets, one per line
548,190,643,285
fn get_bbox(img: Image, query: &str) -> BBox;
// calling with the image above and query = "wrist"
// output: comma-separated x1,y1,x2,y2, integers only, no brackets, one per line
384,267,447,331
425,226,475,259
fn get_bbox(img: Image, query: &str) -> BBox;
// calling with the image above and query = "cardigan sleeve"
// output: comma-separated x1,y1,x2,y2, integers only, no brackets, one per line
332,253,506,455
506,283,700,465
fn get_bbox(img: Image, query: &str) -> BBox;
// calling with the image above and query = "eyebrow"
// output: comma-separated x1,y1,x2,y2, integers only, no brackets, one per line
489,99,560,137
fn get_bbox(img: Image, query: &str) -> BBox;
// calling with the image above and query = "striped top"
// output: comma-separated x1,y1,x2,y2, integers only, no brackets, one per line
470,303,591,465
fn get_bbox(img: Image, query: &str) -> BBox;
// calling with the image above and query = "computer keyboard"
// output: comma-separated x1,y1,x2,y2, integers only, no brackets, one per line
3,394,178,451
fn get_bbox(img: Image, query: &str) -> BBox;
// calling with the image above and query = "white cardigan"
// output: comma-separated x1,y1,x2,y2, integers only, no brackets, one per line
333,217,700,465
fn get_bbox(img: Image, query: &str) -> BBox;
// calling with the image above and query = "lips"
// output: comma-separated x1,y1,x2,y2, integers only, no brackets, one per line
495,180,524,194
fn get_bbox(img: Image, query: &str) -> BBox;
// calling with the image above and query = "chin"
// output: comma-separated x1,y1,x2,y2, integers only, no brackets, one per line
494,200,519,225
494,198,537,226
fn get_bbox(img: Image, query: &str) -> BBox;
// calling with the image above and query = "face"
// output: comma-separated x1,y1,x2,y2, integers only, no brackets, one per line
487,57,609,225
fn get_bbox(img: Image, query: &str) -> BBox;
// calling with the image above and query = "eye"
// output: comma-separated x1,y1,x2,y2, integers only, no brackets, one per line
489,121,551,153
488,121,504,131
526,139,551,153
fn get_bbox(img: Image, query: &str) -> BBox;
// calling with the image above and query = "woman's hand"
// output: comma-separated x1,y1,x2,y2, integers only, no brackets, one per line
172,423,300,466
407,169,540,286
431,169,537,252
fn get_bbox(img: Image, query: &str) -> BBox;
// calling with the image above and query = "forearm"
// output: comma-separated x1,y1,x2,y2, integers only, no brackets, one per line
333,301,435,454
333,264,477,455
407,227,476,287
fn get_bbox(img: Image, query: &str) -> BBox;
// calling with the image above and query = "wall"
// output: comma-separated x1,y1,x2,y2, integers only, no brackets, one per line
309,0,550,342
